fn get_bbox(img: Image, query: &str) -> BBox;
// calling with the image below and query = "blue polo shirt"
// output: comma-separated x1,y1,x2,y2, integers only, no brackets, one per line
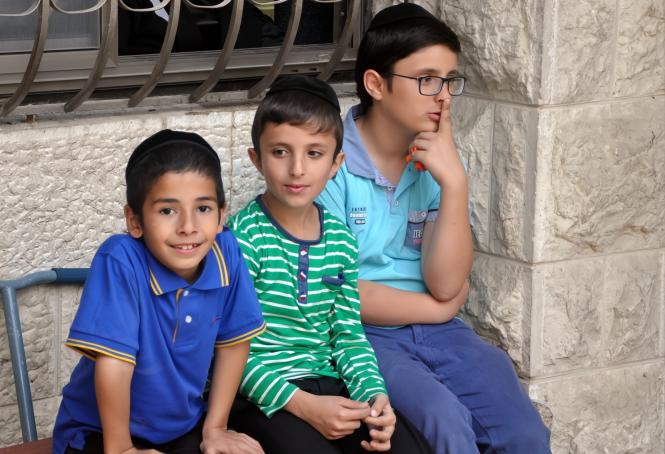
52,229,265,454
318,105,442,293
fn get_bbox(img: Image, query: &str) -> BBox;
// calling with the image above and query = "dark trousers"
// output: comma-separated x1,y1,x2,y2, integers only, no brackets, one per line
229,377,433,454
66,421,203,454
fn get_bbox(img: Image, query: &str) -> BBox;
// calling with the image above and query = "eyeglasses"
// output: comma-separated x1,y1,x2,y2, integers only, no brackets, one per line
384,73,466,96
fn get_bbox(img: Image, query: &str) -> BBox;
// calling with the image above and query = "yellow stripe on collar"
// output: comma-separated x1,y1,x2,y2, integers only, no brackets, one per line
149,268,164,295
212,241,229,287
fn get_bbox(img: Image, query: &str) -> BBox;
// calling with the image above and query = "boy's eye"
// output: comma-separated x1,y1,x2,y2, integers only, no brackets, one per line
272,148,287,157
197,205,213,213
159,207,175,215
308,150,323,158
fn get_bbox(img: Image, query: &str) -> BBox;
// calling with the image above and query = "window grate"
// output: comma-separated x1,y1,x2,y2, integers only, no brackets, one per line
0,0,361,117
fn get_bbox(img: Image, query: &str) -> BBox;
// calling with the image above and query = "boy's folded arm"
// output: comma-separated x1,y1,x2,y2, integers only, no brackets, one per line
238,355,301,418
420,183,473,302
358,279,468,326
94,354,136,454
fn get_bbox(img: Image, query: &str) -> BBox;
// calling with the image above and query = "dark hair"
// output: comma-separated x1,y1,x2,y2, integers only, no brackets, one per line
251,89,343,158
355,16,461,110
126,141,225,219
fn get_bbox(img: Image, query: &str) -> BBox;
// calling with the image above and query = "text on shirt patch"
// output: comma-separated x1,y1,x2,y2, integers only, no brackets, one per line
349,207,367,225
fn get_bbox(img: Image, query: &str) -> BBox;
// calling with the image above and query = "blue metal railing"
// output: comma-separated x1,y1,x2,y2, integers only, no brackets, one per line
0,268,88,442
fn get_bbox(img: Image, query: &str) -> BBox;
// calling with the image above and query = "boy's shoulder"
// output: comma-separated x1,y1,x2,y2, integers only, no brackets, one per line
319,205,357,244
227,199,263,233
96,233,147,262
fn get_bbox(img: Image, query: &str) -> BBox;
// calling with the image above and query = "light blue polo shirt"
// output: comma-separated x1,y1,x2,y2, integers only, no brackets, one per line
53,230,266,454
318,105,441,294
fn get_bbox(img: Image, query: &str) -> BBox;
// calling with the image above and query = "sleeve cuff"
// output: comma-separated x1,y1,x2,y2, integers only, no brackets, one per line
216,321,266,348
65,332,137,365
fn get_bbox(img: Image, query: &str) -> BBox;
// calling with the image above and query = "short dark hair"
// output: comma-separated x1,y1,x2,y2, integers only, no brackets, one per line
355,11,461,111
126,132,225,218
251,87,343,158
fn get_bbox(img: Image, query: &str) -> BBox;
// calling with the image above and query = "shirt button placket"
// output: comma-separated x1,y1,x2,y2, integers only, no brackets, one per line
298,246,309,304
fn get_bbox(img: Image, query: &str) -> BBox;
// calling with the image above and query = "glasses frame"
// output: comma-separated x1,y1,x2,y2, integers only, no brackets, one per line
384,72,466,96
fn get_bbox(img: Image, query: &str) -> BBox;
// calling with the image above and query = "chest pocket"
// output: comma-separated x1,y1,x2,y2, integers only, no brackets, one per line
404,210,427,251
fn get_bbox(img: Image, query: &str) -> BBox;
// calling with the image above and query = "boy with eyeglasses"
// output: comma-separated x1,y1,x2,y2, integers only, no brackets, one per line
319,4,551,453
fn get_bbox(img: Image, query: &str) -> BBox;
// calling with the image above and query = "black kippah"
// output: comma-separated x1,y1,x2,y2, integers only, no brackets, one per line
266,75,340,113
125,129,220,179
368,3,438,31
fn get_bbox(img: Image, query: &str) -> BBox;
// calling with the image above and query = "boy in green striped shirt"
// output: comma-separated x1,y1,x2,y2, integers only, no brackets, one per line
227,76,432,454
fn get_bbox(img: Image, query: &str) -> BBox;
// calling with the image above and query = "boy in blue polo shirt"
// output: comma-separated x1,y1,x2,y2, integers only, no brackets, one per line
53,130,266,454
319,4,551,454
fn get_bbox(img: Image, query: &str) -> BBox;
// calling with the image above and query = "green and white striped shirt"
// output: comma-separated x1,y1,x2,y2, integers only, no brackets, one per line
228,198,387,417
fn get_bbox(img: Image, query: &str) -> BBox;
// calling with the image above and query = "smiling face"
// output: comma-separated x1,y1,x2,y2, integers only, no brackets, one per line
250,122,344,220
125,171,224,283
375,44,459,135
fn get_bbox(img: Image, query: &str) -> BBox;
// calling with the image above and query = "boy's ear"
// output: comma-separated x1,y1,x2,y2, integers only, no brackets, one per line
247,147,263,174
363,69,386,102
124,205,144,239
328,151,345,180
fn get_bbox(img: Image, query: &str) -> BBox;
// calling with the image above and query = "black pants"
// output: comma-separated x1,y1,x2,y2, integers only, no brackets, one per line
66,421,203,454
229,377,433,454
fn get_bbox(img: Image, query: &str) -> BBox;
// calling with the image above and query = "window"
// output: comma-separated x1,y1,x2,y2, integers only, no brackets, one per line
0,0,362,116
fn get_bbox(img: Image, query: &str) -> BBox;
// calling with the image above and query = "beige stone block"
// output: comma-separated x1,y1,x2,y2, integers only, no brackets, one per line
543,0,615,103
490,104,537,261
0,116,163,278
535,97,665,261
464,253,531,376
452,96,493,251
228,108,264,215
538,252,661,374
0,287,56,407
0,397,59,448
441,0,544,104
530,362,664,454
613,0,665,97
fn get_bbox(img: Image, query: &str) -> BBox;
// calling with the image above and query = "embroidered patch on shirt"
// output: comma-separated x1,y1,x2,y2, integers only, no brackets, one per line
349,207,367,225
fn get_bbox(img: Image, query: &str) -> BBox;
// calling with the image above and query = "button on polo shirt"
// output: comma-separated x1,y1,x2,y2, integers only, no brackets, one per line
53,230,265,454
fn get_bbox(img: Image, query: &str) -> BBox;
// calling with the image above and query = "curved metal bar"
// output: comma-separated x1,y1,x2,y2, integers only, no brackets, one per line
1,1,50,116
183,0,232,9
249,0,289,6
317,0,358,81
118,0,171,12
50,0,107,14
65,0,118,112
311,0,343,3
247,0,302,98
0,0,41,17
189,0,243,102
128,0,181,107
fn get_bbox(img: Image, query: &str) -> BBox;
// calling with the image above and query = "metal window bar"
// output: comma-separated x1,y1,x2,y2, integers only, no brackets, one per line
0,268,89,443
0,0,359,117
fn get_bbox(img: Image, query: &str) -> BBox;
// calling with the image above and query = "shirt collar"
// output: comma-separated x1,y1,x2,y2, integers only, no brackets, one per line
144,232,229,296
343,104,418,191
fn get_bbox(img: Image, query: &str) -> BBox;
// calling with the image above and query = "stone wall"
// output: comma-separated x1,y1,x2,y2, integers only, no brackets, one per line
1,0,664,451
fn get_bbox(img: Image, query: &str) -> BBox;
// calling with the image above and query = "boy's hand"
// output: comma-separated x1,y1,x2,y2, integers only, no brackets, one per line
360,394,396,452
287,391,371,439
200,427,264,454
411,98,466,190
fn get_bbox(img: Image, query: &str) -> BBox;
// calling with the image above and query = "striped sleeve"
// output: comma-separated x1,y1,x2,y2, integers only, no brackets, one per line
239,355,300,417
327,221,387,402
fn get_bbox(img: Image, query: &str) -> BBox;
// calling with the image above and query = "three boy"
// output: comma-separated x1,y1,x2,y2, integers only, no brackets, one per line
319,3,551,453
